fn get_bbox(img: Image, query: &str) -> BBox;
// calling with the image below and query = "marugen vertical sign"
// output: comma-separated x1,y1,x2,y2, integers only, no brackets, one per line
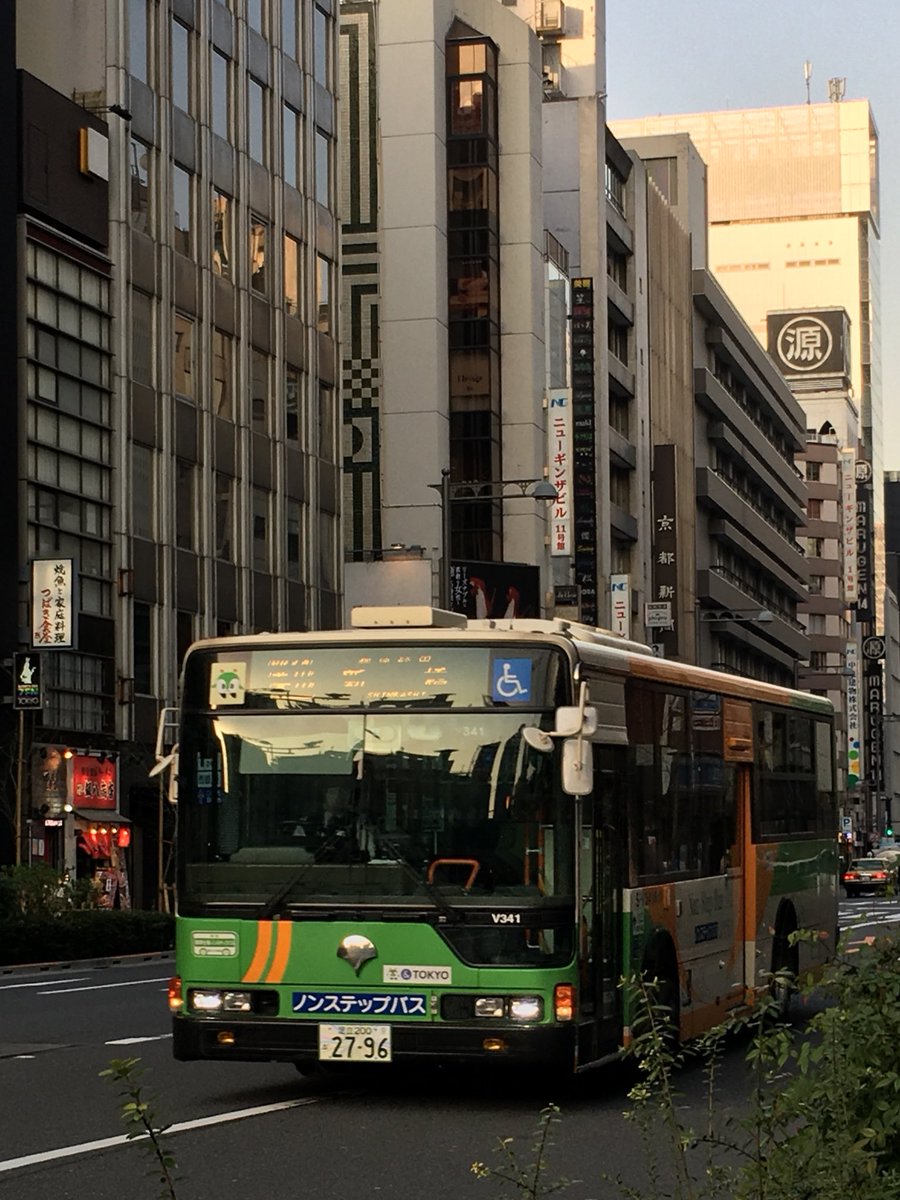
547,388,572,556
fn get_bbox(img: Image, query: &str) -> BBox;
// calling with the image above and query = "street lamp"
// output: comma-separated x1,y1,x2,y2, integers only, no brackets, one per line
428,468,558,610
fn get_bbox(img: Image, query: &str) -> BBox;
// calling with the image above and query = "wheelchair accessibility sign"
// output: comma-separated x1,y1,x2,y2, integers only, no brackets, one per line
491,658,532,703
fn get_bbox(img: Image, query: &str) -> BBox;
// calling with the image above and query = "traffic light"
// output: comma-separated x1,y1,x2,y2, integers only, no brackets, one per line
886,824,894,838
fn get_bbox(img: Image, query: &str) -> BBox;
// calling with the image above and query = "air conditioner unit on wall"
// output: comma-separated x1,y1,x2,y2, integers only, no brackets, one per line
536,1,565,36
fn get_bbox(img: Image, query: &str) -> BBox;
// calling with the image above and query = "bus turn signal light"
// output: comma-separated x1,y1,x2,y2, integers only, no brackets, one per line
168,976,183,1012
554,984,574,1021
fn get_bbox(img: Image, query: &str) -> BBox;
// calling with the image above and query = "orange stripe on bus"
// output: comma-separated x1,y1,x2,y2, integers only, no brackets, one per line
266,921,294,983
242,921,274,983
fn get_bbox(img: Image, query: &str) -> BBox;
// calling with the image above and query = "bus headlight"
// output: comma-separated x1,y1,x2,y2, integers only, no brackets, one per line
508,996,543,1022
474,997,505,1019
223,991,253,1012
190,990,224,1012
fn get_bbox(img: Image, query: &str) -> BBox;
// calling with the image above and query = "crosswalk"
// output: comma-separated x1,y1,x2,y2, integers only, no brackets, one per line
838,894,900,933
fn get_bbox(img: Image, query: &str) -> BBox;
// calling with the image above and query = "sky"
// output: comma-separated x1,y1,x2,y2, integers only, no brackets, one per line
606,0,900,469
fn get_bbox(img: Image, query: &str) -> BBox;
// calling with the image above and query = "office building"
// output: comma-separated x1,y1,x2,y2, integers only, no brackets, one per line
340,0,551,618
1,1,341,897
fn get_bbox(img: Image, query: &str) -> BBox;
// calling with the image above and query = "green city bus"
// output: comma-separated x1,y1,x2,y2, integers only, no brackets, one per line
163,605,838,1074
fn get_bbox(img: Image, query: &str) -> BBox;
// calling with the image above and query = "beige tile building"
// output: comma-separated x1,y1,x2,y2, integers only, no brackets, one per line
611,100,881,494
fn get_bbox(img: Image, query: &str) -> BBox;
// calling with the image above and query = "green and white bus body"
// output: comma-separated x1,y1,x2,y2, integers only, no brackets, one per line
165,606,837,1074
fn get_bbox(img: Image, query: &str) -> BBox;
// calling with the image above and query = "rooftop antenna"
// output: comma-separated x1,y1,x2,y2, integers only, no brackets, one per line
828,76,846,102
803,60,812,104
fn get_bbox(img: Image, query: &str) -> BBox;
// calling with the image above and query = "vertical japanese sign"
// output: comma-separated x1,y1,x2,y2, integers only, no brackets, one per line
846,639,861,792
571,279,597,627
855,462,873,625
31,559,75,648
547,388,573,556
651,445,679,657
840,449,858,604
610,575,630,638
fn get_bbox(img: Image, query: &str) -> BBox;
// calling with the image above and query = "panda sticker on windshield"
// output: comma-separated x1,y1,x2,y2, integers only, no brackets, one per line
490,657,533,704
210,662,247,707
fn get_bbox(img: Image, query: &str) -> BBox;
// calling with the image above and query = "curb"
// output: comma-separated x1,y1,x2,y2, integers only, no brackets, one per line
0,950,174,977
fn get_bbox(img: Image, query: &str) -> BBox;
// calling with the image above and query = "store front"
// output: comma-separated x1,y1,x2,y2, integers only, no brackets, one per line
29,748,131,907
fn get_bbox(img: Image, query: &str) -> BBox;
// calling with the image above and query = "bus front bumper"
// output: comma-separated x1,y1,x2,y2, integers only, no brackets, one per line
172,1013,575,1069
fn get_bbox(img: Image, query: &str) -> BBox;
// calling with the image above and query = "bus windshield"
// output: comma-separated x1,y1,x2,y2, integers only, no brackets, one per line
177,710,574,913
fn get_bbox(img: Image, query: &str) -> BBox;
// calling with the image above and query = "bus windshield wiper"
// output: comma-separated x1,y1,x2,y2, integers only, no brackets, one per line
257,828,346,919
380,839,459,923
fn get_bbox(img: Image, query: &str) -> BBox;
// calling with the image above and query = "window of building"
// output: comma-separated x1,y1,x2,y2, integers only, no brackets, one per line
607,247,628,289
132,444,155,539
283,104,300,189
130,137,152,234
251,351,269,431
212,330,232,417
806,537,825,558
212,190,232,278
212,50,230,139
287,501,302,581
129,0,149,83
284,234,300,316
215,473,234,560
175,460,195,550
610,394,630,439
171,18,191,112
286,366,302,443
252,488,270,571
173,164,192,255
608,319,628,363
131,289,154,388
450,78,486,136
805,460,821,481
315,128,331,207
314,5,331,88
250,216,268,294
173,314,194,399
282,0,297,57
807,498,823,520
248,77,266,163
317,381,335,460
318,509,338,591
809,574,825,595
133,601,153,695
248,0,265,33
610,465,630,510
611,540,631,575
605,161,625,216
316,254,331,332
177,611,194,669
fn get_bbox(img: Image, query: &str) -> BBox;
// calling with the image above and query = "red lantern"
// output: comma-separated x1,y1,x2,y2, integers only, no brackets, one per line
117,826,131,848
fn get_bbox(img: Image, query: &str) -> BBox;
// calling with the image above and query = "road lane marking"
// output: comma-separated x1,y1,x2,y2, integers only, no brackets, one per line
39,977,172,995
0,978,90,990
0,1097,324,1173
105,1034,173,1045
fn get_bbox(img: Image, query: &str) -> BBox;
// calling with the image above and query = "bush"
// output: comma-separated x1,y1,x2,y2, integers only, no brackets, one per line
0,908,174,966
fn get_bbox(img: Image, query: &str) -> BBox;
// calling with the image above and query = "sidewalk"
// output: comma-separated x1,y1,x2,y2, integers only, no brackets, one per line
0,949,174,977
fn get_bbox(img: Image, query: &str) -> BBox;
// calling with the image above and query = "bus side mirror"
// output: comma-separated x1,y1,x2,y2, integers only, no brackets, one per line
555,705,599,738
562,736,593,796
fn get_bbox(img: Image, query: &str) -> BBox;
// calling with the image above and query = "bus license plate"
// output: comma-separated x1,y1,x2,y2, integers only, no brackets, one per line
318,1024,392,1063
